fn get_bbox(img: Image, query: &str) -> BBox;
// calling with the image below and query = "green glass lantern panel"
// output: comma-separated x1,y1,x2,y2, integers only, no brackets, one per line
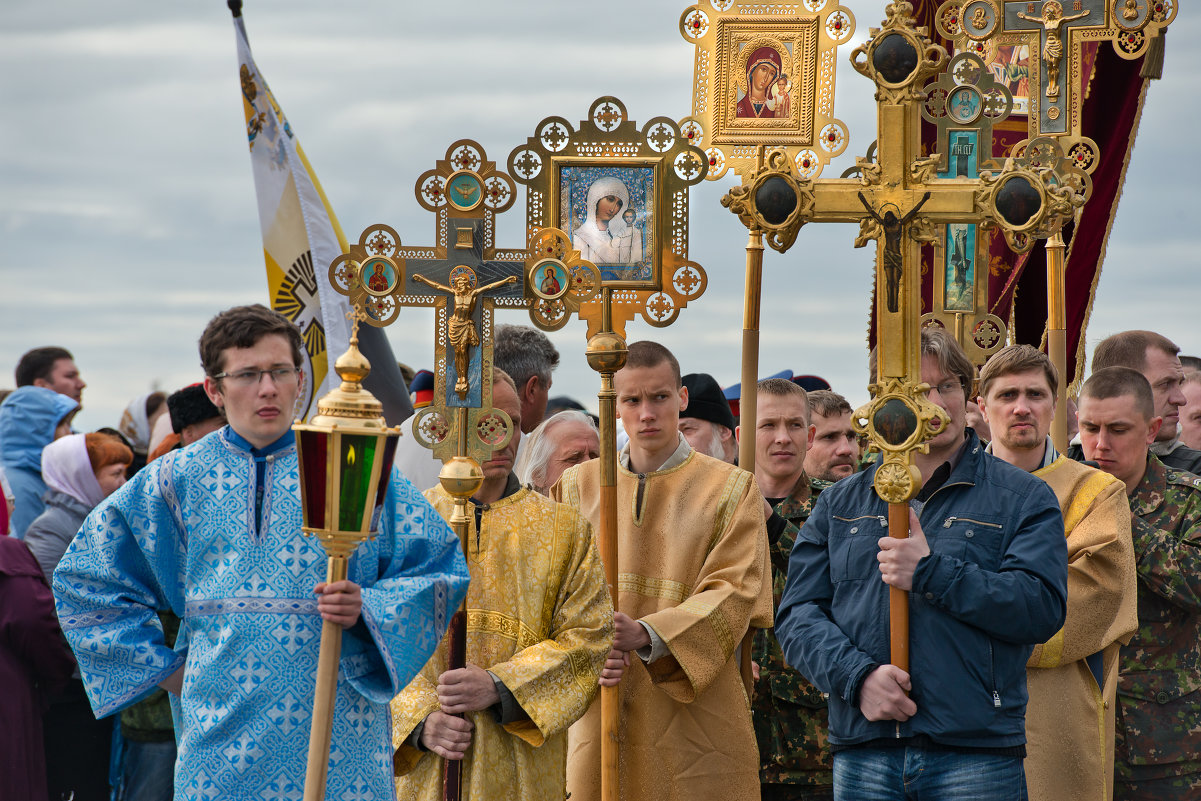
369,435,400,528
337,433,379,532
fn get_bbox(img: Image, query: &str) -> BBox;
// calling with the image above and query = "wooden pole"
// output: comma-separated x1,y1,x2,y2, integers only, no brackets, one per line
442,408,473,801
737,146,768,473
303,555,349,801
1046,232,1069,454
736,226,764,697
738,228,765,473
595,289,621,801
887,503,910,672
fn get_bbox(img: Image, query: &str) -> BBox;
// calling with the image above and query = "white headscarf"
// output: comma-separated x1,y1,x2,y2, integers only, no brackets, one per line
118,393,154,455
41,433,106,509
580,177,631,239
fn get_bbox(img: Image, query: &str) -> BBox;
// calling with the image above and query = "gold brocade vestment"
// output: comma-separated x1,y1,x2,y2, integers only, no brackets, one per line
552,448,773,801
1024,456,1138,801
391,485,614,801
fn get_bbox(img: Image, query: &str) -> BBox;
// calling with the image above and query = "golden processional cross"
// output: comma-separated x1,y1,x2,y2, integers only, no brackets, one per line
722,1,1087,672
679,0,856,473
509,96,708,801
936,0,1176,449
326,139,526,801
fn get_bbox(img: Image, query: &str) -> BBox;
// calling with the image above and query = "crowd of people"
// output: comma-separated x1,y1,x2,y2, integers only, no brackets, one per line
1,310,1199,801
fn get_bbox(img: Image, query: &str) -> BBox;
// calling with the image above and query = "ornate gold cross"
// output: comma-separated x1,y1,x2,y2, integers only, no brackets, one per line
327,140,523,469
722,1,1089,672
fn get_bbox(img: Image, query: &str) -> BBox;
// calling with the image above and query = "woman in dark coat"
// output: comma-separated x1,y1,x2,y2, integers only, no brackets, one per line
25,431,132,801
0,536,76,801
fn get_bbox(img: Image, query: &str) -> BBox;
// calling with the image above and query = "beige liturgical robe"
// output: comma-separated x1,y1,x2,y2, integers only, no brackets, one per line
1024,456,1138,801
552,446,773,801
391,485,614,801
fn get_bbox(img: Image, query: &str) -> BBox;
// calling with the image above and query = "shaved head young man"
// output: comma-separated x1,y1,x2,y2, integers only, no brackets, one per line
1078,367,1201,800
1076,330,1201,475
978,345,1137,801
736,378,835,800
553,340,772,801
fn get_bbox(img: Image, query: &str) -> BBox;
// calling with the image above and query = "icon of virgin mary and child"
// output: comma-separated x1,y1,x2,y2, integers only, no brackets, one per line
736,45,791,119
571,176,644,265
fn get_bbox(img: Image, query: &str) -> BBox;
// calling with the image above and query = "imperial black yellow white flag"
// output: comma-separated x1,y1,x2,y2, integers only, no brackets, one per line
232,14,350,421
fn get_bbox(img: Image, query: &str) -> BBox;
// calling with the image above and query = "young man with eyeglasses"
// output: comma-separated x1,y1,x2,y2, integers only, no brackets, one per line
52,304,469,801
776,328,1068,801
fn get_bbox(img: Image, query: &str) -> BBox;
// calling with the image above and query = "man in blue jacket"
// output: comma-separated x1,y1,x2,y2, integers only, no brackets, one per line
776,328,1068,801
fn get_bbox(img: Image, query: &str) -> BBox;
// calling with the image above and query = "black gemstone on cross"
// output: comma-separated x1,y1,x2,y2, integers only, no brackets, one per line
995,176,1042,227
873,398,918,446
755,176,798,226
873,33,919,85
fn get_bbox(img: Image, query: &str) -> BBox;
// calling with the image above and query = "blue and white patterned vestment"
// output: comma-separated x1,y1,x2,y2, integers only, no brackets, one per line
52,427,470,801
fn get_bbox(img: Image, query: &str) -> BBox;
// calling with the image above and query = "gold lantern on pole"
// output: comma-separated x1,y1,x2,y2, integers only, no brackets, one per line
293,311,400,801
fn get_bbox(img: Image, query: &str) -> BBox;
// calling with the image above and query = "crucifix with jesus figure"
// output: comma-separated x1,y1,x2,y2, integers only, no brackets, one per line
720,1,1089,674
326,139,527,801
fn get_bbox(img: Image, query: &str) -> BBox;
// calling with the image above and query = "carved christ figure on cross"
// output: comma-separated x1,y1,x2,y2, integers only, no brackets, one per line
411,270,518,397
858,191,931,314
1016,1,1090,99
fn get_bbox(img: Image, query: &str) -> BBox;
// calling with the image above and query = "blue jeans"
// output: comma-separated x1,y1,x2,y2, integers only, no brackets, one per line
119,739,176,801
833,748,1027,801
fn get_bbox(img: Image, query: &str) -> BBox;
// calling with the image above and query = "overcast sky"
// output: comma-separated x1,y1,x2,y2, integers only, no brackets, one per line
1,1,1197,430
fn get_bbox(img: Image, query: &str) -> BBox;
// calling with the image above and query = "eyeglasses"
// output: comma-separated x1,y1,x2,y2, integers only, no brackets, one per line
930,379,965,397
212,367,301,387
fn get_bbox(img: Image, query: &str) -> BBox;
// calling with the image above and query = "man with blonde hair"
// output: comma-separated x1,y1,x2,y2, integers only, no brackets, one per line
1077,330,1201,474
978,344,1137,801
1179,373,1201,451
739,377,834,800
1078,367,1201,800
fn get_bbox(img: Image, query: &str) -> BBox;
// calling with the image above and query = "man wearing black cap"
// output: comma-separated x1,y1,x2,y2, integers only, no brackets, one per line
145,384,226,463
679,372,738,464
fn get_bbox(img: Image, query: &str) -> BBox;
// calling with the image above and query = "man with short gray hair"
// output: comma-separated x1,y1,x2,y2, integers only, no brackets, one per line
494,324,560,431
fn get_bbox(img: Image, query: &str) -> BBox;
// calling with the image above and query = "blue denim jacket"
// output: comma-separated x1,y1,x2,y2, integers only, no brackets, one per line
776,429,1068,749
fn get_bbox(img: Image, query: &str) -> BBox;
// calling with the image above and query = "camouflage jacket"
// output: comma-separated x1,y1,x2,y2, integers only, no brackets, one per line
1116,455,1201,781
752,472,833,788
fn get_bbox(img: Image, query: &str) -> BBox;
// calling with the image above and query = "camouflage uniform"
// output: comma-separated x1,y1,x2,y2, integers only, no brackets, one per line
1115,455,1201,800
752,473,833,801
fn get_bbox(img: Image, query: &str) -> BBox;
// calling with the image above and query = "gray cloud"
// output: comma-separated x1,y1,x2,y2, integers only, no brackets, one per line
1,0,1195,429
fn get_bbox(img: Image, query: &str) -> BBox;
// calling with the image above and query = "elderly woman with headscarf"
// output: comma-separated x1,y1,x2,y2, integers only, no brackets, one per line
25,431,132,801
0,386,81,538
571,176,643,264
514,410,601,495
